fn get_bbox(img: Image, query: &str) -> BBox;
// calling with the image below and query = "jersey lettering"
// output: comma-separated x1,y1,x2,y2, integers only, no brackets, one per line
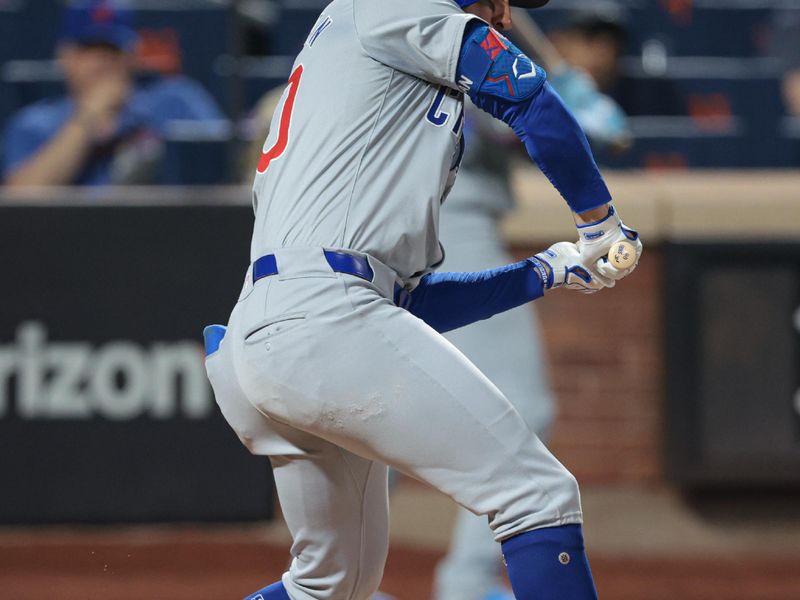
306,15,332,47
426,87,450,127
457,75,473,94
258,64,304,173
426,86,461,128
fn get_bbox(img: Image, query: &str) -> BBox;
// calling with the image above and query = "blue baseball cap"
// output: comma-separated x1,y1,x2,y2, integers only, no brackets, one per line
59,1,138,51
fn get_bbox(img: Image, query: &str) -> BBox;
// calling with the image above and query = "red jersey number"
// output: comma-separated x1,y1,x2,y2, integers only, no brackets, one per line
258,64,303,173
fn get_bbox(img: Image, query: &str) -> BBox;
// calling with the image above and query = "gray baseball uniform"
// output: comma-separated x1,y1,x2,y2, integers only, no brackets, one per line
207,2,582,599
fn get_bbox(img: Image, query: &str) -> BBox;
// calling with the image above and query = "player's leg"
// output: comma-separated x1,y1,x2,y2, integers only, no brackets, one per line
241,442,389,600
348,282,595,600
268,441,390,600
234,272,597,599
206,317,390,600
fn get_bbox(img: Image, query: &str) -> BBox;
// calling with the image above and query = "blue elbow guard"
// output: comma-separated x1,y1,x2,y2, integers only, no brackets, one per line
457,23,611,213
456,23,547,102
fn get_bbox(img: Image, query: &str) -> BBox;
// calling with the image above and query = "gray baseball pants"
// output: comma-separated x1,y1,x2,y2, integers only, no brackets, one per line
206,247,582,600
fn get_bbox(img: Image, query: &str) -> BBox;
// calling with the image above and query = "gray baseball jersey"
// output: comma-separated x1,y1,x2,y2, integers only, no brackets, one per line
251,0,476,283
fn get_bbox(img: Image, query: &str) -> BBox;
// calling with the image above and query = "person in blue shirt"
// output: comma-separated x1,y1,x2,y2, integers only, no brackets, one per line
2,0,224,186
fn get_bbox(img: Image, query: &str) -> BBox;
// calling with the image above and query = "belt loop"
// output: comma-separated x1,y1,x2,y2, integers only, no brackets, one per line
253,254,279,283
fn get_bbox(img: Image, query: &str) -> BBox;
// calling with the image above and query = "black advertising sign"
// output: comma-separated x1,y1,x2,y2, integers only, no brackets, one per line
0,201,274,523
665,242,800,487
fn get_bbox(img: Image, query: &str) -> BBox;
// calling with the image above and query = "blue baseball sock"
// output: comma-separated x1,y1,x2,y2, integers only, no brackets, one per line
501,525,598,600
243,581,291,600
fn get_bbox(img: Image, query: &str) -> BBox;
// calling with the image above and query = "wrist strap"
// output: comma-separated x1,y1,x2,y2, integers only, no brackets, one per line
528,257,553,290
576,205,620,243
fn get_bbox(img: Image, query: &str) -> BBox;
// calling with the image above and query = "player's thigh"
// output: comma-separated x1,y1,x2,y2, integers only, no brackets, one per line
271,435,390,600
444,304,554,435
353,300,576,529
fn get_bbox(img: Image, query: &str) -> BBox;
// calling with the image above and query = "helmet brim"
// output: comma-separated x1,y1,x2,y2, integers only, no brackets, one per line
510,0,550,7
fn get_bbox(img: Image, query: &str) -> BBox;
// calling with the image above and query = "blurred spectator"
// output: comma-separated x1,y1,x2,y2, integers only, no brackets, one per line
549,4,685,116
507,8,630,151
549,5,627,95
769,10,800,116
2,0,224,187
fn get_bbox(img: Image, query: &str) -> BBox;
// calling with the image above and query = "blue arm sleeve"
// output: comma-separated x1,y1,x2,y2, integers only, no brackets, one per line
456,23,611,213
402,259,545,334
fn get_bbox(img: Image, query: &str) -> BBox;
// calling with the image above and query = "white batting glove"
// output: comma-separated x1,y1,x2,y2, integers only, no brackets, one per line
575,205,643,282
529,241,614,294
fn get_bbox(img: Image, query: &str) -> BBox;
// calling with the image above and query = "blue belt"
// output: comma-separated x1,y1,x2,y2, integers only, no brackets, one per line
253,249,374,282
253,249,410,306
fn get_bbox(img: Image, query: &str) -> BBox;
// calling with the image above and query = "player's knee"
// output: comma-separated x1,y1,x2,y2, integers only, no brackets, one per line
494,462,583,539
530,461,582,521
536,448,583,520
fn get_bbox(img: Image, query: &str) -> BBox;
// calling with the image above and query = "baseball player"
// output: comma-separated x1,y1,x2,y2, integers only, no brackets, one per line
203,1,642,599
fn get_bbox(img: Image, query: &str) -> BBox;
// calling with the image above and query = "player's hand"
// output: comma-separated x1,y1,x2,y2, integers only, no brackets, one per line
574,205,643,282
77,75,131,141
529,241,614,294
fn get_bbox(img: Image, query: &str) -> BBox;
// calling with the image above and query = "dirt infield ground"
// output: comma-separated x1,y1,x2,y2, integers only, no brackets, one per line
2,527,800,600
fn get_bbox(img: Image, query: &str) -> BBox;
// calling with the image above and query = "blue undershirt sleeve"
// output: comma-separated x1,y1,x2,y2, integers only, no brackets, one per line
456,22,611,213
402,259,545,334
2,110,49,179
